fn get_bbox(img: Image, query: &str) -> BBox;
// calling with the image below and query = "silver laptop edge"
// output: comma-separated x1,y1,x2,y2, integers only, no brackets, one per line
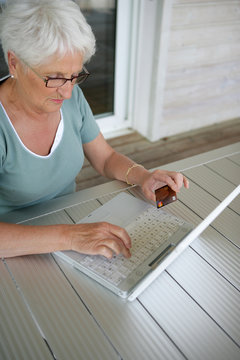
127,184,240,300
55,185,240,301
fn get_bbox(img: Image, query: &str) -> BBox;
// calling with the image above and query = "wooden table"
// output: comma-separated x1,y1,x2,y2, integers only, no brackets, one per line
1,142,240,360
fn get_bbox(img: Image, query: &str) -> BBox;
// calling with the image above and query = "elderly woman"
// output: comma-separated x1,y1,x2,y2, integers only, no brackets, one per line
0,0,188,259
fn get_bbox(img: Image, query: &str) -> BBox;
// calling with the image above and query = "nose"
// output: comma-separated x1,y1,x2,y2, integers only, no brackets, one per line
57,80,74,99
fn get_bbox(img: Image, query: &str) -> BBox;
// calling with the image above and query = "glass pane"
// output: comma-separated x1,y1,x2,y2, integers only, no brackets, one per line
0,52,7,78
0,1,11,77
0,0,117,116
78,0,116,116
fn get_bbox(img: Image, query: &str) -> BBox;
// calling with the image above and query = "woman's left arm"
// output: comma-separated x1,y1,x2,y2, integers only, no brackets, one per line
83,133,189,202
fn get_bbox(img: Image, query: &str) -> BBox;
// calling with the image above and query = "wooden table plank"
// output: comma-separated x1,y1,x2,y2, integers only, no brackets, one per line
229,153,240,165
166,201,240,290
177,181,240,247
183,165,240,214
54,256,186,360
1,143,240,360
138,272,240,360
0,260,53,360
19,209,73,225
167,247,240,345
64,199,101,223
206,158,240,186
5,255,121,360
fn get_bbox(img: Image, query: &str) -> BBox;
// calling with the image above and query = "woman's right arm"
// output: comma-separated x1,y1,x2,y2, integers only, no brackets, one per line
0,221,131,259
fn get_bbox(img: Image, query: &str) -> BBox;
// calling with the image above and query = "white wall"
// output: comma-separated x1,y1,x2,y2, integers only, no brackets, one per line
131,0,240,141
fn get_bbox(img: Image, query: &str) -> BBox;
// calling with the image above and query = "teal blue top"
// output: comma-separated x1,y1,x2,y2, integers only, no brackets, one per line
0,83,100,214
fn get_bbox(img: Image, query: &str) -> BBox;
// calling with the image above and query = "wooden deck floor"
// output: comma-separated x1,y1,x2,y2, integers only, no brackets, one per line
75,118,240,191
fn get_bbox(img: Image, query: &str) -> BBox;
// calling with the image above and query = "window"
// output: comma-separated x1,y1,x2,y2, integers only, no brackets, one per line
80,0,133,137
79,0,116,117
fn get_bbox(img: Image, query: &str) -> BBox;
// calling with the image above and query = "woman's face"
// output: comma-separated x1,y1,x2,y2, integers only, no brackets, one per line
14,51,84,114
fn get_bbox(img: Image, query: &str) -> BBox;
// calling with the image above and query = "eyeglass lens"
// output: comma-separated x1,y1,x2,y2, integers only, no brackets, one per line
46,73,89,88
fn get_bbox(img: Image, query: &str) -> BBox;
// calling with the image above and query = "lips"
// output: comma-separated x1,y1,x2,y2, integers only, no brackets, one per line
51,98,64,104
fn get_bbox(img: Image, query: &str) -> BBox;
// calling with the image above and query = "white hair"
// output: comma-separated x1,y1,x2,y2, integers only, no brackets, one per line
0,0,96,67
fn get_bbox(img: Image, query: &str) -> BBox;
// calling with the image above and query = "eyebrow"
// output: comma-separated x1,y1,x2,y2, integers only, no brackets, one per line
44,68,83,77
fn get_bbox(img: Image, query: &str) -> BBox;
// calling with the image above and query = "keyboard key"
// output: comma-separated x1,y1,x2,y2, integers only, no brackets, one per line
77,207,184,286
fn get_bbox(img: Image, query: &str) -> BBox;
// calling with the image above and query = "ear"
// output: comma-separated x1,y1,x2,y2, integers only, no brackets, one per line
8,51,19,77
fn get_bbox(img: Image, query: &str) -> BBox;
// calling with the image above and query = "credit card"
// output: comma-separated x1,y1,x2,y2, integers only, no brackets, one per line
155,185,177,208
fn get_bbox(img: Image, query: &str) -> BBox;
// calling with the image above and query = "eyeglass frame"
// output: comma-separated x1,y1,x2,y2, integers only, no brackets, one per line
21,59,90,88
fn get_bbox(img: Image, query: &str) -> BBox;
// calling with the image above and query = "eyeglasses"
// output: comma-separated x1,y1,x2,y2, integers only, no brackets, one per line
22,60,90,88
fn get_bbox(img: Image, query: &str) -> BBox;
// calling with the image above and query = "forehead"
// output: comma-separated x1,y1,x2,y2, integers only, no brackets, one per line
38,51,84,74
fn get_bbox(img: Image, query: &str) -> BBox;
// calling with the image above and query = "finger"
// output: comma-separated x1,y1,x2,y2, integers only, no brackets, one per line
162,175,178,192
107,235,132,258
108,223,132,249
183,175,189,188
142,186,156,202
101,238,122,255
98,239,131,259
151,171,176,191
107,238,131,258
97,245,114,259
172,173,189,191
171,172,184,192
163,172,185,192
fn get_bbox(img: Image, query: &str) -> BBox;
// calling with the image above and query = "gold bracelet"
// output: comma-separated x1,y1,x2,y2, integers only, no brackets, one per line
125,164,144,185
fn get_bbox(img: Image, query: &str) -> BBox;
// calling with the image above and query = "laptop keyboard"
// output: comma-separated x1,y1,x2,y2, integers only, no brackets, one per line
77,207,185,286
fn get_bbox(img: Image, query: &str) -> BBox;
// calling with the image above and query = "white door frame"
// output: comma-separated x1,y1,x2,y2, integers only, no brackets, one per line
129,0,173,141
98,0,173,142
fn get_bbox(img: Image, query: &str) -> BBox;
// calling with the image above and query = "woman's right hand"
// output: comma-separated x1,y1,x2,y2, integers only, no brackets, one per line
66,222,132,259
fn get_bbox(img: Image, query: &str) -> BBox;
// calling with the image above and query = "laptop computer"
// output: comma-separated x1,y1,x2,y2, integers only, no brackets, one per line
55,185,240,301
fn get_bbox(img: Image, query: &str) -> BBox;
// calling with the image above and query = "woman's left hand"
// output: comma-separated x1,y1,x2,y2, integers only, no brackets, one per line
139,169,189,203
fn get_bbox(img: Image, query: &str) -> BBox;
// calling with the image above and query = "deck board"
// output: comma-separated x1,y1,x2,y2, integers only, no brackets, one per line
76,118,240,191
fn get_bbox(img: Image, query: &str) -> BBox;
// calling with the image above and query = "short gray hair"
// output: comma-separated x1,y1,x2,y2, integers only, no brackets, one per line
0,0,96,67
